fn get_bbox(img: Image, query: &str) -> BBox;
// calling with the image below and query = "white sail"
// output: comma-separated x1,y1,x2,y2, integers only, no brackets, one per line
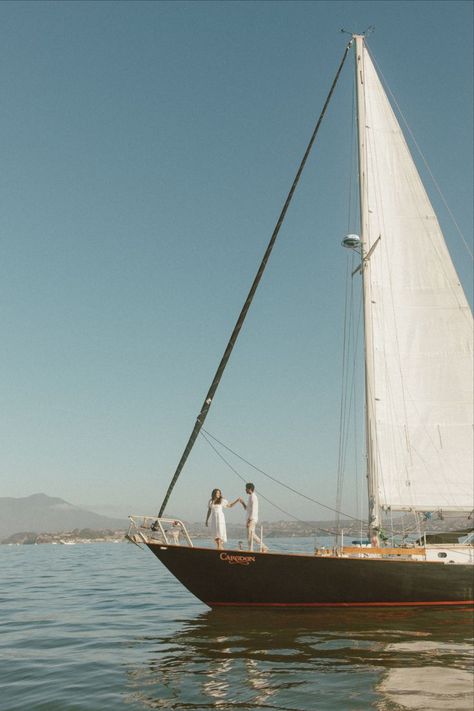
357,40,473,513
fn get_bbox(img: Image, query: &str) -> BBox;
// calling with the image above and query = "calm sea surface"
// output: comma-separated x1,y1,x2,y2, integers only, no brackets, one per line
1,540,473,711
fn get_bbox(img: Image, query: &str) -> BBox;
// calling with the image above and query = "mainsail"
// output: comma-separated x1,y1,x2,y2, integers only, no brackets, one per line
356,38,473,514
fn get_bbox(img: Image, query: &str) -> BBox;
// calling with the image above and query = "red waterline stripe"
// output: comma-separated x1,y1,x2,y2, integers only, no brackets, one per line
207,600,474,608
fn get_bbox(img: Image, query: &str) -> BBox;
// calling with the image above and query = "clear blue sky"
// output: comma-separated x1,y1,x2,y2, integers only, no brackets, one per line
0,1,472,523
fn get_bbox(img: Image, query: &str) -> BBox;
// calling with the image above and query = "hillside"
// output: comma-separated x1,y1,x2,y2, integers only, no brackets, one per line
0,493,128,540
1,494,471,544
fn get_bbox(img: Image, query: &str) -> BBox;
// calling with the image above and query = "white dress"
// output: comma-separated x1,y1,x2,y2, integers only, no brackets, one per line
208,499,228,542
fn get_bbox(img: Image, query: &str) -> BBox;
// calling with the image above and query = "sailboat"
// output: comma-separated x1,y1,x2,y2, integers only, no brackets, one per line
128,34,474,607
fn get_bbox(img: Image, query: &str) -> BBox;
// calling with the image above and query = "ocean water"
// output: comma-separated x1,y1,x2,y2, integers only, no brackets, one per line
0,540,473,711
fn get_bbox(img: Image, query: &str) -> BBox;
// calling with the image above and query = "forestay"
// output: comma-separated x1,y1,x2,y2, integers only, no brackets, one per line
359,42,473,513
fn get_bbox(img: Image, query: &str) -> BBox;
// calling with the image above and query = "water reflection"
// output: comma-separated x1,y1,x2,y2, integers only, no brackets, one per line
376,639,474,710
125,607,473,710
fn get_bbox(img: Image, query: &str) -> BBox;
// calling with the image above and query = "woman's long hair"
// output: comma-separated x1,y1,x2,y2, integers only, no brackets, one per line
210,488,222,505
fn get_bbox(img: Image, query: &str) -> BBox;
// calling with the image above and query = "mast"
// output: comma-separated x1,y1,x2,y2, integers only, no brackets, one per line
353,34,380,542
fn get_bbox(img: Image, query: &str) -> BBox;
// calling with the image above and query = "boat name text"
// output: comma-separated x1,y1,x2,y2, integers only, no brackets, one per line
220,553,256,565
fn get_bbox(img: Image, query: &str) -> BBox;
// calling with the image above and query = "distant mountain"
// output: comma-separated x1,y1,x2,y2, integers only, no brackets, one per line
0,493,128,540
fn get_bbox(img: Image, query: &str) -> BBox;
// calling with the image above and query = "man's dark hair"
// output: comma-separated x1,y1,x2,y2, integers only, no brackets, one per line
245,482,255,492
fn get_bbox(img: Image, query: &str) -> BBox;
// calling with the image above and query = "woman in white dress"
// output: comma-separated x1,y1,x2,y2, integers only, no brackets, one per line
205,488,242,549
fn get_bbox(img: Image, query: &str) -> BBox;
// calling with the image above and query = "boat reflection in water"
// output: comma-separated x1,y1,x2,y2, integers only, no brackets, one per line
378,643,474,710
125,607,473,710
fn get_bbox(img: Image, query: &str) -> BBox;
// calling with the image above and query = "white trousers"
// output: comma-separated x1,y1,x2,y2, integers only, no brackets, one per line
247,520,262,550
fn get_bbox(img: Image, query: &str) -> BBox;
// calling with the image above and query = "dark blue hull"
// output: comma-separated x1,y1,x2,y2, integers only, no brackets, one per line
146,543,474,608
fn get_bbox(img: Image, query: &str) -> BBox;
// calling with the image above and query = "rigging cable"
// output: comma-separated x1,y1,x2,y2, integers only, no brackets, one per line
335,94,356,528
336,253,364,530
336,83,362,532
200,427,365,525
335,253,352,528
200,430,334,535
158,38,354,517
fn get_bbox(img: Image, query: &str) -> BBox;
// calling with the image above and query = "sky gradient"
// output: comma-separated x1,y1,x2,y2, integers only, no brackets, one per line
0,1,472,524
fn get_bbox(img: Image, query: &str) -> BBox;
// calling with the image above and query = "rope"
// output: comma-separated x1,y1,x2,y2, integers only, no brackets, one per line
336,244,366,532
158,39,354,517
200,431,333,534
200,427,365,525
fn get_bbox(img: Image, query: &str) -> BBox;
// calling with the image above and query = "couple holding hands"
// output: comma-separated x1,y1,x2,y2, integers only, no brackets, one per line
205,483,267,552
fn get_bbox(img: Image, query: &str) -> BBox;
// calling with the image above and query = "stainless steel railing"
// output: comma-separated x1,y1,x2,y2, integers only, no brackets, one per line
127,516,193,547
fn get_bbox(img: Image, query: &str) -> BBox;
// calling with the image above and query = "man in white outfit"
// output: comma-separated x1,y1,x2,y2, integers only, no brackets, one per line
242,483,268,552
